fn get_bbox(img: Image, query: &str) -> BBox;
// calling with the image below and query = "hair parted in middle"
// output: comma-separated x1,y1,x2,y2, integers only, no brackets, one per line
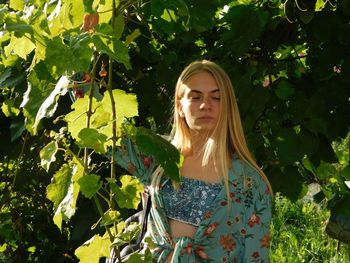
170,59,272,196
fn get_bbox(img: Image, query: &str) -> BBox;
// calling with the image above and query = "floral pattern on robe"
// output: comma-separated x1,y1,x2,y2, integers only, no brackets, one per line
116,138,272,263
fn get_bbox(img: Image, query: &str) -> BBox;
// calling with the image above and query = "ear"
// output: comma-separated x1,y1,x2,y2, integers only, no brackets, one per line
177,100,185,118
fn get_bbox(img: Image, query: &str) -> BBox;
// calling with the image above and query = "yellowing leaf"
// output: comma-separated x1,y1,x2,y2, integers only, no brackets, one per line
4,34,35,60
9,0,24,11
98,89,138,146
75,234,110,263
96,0,113,24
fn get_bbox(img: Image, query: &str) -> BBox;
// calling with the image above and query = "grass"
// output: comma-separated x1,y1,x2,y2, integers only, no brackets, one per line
270,193,350,263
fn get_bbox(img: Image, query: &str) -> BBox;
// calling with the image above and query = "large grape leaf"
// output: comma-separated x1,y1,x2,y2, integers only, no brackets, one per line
75,233,110,263
20,69,53,134
4,34,35,59
65,96,104,140
97,89,138,146
77,173,102,199
135,127,182,182
40,141,58,172
110,175,144,209
46,158,84,230
32,76,69,133
77,128,108,154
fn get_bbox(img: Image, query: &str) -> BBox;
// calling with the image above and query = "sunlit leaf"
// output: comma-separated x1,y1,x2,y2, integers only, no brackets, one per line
101,210,121,227
97,89,138,145
47,158,84,230
40,141,58,172
316,161,337,180
77,173,102,199
20,70,53,134
77,128,108,154
1,99,20,117
33,76,69,133
4,34,35,60
75,234,110,263
65,95,103,140
125,29,141,46
9,0,24,11
112,222,141,247
112,175,143,209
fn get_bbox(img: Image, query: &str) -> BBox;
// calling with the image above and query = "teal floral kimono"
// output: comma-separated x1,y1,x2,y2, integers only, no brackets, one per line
116,138,272,263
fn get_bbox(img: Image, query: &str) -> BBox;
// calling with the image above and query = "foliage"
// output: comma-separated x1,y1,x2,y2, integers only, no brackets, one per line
0,0,350,261
270,193,350,262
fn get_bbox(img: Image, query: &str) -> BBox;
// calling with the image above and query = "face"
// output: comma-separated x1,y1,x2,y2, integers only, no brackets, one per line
178,71,220,134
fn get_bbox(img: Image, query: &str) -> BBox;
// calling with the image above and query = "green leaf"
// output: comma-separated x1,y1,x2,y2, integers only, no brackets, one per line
45,36,92,77
9,0,24,11
135,127,182,181
33,76,69,133
1,99,20,117
274,128,318,166
75,234,110,263
46,158,84,229
96,0,113,24
4,34,35,59
340,165,350,180
48,0,84,36
10,116,26,142
47,164,73,210
92,35,131,69
101,210,121,227
221,5,268,57
315,161,337,180
125,29,141,46
40,141,58,172
112,222,141,247
97,89,138,145
267,165,307,201
275,79,295,100
113,14,125,39
77,174,102,199
112,175,143,209
0,67,12,87
65,96,103,140
77,128,108,154
20,70,54,134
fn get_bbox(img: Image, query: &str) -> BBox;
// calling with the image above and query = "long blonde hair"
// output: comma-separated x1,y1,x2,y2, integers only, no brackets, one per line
170,60,273,196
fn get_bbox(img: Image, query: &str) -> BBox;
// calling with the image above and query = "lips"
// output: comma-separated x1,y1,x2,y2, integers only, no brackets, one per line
198,116,214,120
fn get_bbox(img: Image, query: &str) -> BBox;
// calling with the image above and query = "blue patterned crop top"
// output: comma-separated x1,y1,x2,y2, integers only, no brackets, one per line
160,177,222,226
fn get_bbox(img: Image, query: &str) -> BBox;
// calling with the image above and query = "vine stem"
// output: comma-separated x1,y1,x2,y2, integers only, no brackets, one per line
84,52,98,166
107,1,123,261
108,0,117,206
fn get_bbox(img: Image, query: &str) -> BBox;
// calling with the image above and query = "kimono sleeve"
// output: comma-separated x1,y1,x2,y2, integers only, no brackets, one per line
243,165,272,263
114,136,157,185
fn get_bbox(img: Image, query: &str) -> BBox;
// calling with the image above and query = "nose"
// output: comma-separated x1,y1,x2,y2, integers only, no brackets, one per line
199,96,212,110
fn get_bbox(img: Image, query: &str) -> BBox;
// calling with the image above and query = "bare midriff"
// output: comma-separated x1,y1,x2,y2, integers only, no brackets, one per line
165,219,198,263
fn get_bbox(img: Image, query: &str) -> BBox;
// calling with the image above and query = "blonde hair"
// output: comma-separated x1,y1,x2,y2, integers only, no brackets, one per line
170,60,273,197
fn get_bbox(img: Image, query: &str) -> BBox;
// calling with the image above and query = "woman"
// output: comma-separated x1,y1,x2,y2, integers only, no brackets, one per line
117,60,272,262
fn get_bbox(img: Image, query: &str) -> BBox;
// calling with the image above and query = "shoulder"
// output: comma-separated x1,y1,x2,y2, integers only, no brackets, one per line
231,157,271,198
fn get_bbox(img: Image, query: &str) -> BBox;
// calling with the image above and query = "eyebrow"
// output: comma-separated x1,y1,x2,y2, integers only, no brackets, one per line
189,89,220,94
